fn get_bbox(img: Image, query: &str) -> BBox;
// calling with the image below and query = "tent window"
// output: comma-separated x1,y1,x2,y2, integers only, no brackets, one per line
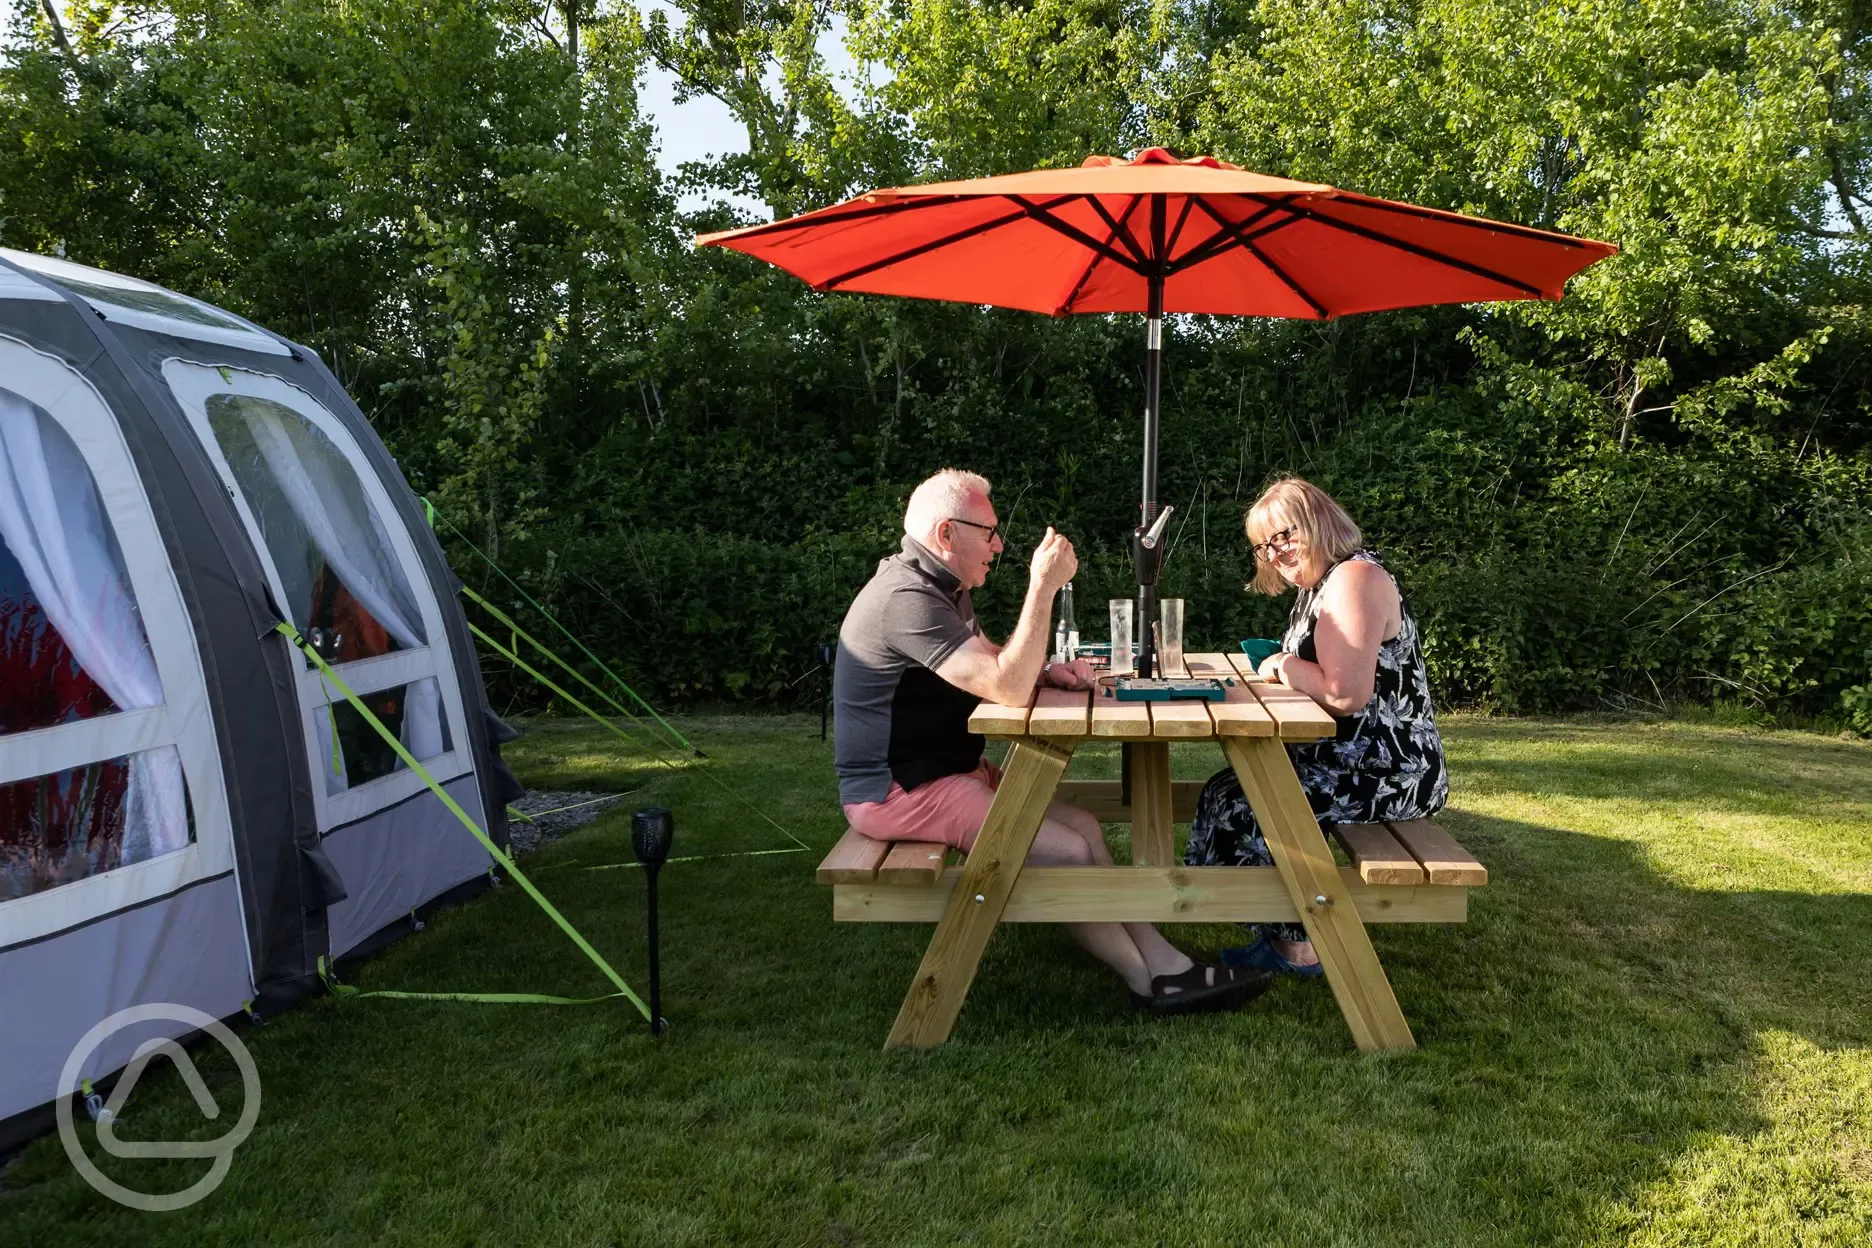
0,387,193,900
317,677,453,794
33,273,249,331
0,750,196,902
0,536,125,733
204,394,427,666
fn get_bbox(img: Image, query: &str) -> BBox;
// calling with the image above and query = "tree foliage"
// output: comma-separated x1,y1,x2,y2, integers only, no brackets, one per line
3,0,1868,722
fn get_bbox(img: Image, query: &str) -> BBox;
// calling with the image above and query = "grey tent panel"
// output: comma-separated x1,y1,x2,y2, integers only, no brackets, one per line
324,776,493,958
0,873,250,1125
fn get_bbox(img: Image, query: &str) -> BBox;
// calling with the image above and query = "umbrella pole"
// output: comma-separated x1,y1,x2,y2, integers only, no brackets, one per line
1135,271,1165,678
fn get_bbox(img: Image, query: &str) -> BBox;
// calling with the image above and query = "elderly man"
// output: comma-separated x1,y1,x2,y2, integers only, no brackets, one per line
833,468,1269,1014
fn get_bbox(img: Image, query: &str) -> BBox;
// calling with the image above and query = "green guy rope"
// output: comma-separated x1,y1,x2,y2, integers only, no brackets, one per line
471,621,809,853
278,622,649,1017
420,499,699,757
464,587,692,768
468,621,673,762
508,792,639,826
421,498,808,854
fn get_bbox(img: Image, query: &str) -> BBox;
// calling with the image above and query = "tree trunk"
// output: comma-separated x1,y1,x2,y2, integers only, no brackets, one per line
37,0,76,60
1619,374,1643,452
558,0,585,406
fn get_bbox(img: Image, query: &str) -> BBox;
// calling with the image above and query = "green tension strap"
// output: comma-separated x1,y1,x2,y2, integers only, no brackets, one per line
419,499,698,756
277,622,649,1018
326,704,343,778
316,956,626,1008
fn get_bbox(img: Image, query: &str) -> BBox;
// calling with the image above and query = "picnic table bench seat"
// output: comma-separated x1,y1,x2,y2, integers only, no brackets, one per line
815,817,1486,912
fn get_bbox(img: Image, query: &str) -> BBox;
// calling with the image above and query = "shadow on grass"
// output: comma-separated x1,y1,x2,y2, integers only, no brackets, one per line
4,716,1867,1246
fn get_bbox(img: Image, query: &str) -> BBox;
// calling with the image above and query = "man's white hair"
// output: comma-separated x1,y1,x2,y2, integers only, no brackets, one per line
904,468,992,545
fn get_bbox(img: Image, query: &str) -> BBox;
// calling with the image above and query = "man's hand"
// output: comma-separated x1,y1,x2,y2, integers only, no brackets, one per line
1028,527,1078,593
1043,658,1096,691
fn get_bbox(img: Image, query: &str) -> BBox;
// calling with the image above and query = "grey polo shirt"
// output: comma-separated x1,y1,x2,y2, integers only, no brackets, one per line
833,536,986,805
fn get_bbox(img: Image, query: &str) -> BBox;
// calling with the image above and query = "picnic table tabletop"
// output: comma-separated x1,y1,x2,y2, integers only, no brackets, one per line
965,652,1337,742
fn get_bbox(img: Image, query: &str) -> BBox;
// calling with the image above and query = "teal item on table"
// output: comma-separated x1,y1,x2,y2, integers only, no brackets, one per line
1113,677,1227,702
1239,638,1282,666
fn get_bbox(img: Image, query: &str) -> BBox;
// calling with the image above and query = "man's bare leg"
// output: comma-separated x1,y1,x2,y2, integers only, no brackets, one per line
1025,820,1160,995
1040,803,1196,983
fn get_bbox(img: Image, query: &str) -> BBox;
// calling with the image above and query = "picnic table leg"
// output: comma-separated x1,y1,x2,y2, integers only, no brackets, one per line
885,738,1074,1049
1222,737,1416,1053
1127,741,1175,867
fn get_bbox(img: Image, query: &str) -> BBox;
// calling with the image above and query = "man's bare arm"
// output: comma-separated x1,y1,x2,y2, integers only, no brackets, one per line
936,527,1076,705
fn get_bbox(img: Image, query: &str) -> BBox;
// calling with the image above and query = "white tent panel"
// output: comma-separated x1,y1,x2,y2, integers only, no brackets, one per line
0,249,288,357
163,360,474,833
0,337,239,957
0,266,61,303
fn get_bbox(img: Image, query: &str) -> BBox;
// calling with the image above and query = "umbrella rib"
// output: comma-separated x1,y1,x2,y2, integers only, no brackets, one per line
1335,194,1595,247
815,200,1068,290
1167,200,1297,274
1242,195,1547,296
1056,242,1110,315
1086,196,1150,268
1008,197,1147,273
1191,198,1328,317
1164,196,1197,262
701,194,968,244
1055,201,1130,313
1243,238,1329,318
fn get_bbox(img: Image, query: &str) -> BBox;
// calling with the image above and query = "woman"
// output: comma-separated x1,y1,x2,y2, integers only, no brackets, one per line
1186,476,1449,976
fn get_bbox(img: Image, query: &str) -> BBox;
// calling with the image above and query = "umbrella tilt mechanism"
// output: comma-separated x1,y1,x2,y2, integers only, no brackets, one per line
1132,504,1174,677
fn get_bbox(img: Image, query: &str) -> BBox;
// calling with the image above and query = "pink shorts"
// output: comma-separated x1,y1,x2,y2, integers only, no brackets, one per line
843,759,1007,852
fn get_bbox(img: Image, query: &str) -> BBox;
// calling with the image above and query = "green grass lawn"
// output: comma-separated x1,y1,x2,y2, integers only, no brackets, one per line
4,715,1870,1246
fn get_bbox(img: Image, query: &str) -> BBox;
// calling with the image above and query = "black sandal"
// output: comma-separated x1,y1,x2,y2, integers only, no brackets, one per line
1139,961,1274,1016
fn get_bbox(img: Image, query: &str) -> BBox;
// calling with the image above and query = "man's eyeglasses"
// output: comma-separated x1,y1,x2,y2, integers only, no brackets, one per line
1250,527,1299,560
946,517,1002,543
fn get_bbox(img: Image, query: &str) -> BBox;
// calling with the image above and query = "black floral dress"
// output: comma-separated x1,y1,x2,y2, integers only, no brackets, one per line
1185,550,1448,942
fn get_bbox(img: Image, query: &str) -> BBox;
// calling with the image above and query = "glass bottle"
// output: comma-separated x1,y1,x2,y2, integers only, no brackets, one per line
1055,582,1079,662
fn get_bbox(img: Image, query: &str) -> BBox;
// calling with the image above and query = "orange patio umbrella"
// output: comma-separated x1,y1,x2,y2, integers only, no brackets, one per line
697,147,1617,675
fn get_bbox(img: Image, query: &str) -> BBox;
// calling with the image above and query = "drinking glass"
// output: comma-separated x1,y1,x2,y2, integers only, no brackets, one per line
1160,598,1185,675
1109,599,1134,676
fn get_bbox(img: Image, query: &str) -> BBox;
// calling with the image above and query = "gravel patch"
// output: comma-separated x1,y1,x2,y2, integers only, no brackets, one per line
506,789,633,854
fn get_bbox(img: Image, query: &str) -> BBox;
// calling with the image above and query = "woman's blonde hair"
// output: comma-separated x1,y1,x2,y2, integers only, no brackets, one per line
1244,476,1362,594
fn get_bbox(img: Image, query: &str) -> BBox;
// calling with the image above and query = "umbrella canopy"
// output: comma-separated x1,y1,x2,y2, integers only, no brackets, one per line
695,147,1617,319
697,147,1618,675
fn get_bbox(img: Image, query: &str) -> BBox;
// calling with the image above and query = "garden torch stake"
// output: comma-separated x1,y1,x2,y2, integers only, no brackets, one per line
818,641,835,741
630,807,674,1036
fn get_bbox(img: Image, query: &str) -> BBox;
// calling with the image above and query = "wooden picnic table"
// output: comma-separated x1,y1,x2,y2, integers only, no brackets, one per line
856,651,1466,1052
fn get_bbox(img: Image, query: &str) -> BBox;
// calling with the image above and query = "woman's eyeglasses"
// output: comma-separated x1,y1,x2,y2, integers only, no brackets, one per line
1250,527,1298,560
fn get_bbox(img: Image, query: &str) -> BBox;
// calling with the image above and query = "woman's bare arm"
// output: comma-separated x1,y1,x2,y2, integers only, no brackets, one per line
1261,561,1399,716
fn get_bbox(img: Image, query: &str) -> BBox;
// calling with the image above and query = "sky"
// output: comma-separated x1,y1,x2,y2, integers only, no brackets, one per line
639,10,874,215
5,5,869,219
